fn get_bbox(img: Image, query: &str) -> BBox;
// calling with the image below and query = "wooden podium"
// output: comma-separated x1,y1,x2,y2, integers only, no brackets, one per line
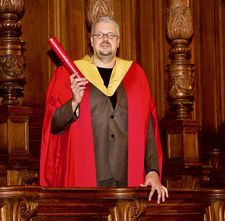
0,186,224,221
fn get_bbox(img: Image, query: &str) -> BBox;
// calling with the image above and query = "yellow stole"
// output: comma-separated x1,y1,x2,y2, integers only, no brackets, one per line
74,55,133,96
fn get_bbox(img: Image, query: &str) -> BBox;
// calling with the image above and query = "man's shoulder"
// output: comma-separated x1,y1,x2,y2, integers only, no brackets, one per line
123,59,148,83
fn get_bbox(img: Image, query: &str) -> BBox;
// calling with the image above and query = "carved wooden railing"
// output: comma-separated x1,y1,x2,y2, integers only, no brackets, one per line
0,186,225,221
0,0,223,193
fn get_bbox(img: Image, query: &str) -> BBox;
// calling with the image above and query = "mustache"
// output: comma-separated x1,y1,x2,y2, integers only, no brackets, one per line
99,41,111,46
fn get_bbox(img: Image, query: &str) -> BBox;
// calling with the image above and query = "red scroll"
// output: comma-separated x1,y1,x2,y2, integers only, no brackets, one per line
48,36,80,77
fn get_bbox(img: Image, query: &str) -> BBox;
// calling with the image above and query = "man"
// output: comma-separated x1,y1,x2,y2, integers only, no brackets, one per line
40,16,168,203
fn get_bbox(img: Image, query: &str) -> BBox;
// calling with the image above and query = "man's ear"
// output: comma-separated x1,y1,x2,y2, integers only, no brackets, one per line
117,39,120,48
90,37,94,47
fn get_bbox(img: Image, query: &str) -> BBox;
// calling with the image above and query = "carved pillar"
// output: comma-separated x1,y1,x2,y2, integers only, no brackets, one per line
161,0,209,189
86,0,114,27
0,0,25,105
166,0,194,119
0,0,37,186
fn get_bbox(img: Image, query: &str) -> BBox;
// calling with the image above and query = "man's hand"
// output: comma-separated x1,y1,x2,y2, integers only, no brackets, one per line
140,171,169,204
70,74,89,112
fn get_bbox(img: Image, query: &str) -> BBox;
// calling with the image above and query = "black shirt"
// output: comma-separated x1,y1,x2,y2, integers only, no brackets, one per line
97,67,117,109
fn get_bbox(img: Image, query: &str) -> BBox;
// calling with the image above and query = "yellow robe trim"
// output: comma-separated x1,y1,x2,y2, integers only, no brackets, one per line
74,55,133,96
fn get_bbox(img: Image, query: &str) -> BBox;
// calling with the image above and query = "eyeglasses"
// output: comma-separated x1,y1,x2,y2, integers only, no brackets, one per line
91,32,118,39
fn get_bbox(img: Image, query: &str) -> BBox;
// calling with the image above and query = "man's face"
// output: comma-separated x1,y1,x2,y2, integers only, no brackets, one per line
91,22,120,60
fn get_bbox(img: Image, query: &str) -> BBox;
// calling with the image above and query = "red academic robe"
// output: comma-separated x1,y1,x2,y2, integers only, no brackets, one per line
40,61,162,187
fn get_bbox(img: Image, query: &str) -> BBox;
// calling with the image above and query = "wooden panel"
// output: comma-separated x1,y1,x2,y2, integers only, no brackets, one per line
68,0,89,59
117,0,138,60
21,0,50,107
197,0,225,132
138,0,168,118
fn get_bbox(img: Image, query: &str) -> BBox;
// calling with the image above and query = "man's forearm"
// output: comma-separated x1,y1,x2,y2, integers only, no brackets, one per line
51,99,79,134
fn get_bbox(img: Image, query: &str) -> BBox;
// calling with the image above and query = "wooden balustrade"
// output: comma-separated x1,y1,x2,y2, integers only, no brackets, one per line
0,186,224,221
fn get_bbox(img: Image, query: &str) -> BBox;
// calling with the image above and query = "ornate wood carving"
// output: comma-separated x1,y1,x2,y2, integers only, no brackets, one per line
110,199,147,221
205,201,225,221
166,0,194,119
16,170,38,185
0,187,225,221
0,0,26,105
15,198,38,221
86,0,114,27
0,197,38,221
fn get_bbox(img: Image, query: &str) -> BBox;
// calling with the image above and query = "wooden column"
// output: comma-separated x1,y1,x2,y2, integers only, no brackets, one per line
0,0,25,105
86,0,114,27
166,0,194,119
161,0,209,189
0,0,38,186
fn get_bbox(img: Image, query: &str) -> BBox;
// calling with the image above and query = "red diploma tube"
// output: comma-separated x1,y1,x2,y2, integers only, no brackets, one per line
48,36,80,77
